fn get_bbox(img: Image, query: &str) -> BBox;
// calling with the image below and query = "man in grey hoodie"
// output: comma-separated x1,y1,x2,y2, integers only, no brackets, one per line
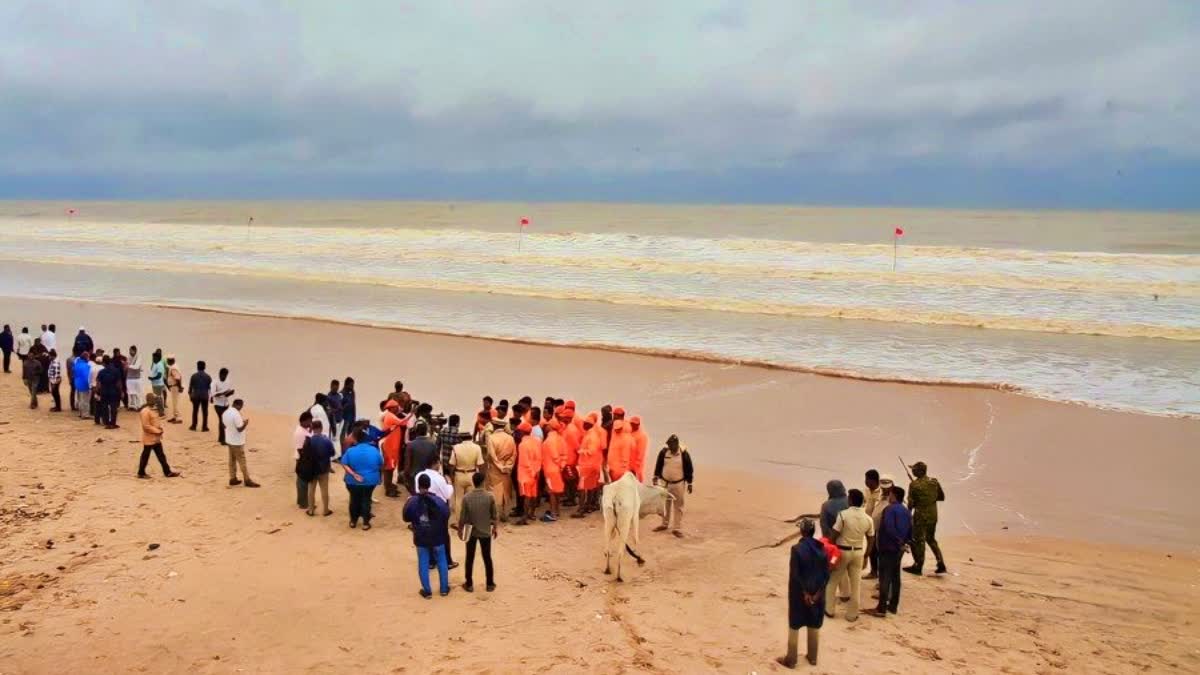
819,479,850,603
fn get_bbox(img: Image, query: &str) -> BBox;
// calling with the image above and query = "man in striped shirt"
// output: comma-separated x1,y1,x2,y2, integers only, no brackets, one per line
47,350,63,412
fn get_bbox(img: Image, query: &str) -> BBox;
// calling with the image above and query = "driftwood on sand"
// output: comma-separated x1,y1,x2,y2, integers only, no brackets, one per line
745,513,820,553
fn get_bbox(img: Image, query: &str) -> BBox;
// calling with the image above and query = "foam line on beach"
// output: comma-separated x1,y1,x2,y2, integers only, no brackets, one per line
4,254,1197,341
4,291,1194,421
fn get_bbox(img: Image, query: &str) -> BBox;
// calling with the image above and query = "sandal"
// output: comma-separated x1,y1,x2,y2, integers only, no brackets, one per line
323,510,334,517
306,508,315,517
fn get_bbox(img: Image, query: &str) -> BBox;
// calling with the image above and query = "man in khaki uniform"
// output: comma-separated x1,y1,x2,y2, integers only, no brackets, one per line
484,419,516,522
865,474,894,582
824,488,874,621
448,438,484,526
652,435,694,538
165,355,184,424
862,469,883,579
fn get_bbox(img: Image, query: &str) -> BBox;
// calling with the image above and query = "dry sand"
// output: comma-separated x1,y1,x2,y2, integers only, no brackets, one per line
1,298,1199,674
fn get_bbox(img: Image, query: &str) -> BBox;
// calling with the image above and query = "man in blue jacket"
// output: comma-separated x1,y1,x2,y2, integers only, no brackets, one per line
72,352,93,419
403,473,451,598
865,486,913,618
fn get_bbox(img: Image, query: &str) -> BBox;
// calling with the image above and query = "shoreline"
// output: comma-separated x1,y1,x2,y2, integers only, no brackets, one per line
4,291,1194,421
2,295,1198,551
4,255,1198,343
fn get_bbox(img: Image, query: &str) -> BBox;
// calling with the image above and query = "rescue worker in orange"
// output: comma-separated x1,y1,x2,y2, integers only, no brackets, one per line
572,412,604,518
514,421,542,526
380,399,406,498
629,415,649,483
560,405,582,506
475,395,494,438
607,407,633,483
541,418,568,521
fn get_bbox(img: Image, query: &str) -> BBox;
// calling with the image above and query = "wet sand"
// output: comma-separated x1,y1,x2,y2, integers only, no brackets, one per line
1,298,1199,673
2,297,1197,546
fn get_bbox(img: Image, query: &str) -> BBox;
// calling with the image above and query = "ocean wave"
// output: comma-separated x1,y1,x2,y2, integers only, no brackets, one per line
8,253,1198,341
5,224,1199,296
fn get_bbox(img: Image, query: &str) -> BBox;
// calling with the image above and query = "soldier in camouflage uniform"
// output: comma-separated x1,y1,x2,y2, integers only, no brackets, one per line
904,461,947,575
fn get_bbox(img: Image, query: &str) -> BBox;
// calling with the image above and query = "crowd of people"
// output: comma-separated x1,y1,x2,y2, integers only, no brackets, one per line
3,322,699,600
6,318,952,664
779,463,947,668
292,383,698,597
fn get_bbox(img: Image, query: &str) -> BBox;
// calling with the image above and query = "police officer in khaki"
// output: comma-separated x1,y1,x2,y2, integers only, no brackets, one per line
905,461,947,575
824,488,874,621
448,438,485,527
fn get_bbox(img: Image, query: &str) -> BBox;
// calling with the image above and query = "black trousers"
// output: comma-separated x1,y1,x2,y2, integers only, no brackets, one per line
68,379,77,410
101,397,120,426
877,550,902,613
347,484,376,525
191,399,209,429
465,536,494,586
50,381,62,410
1,348,10,373
214,405,228,443
441,520,456,565
139,443,173,476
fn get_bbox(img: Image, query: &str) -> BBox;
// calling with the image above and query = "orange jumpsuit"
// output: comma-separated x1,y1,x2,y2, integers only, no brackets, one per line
563,418,583,468
577,420,604,491
542,425,567,494
517,434,543,498
607,420,633,482
380,410,405,471
629,423,649,483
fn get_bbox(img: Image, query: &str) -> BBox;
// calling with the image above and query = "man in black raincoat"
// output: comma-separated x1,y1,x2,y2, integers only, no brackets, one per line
778,518,830,668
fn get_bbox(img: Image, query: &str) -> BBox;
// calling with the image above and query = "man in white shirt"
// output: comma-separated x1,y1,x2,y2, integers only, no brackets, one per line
293,411,314,508
416,456,459,570
40,324,57,351
222,399,259,488
15,327,34,359
211,368,235,445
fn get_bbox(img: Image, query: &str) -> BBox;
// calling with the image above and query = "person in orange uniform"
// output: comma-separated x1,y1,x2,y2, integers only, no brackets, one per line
515,421,542,526
380,399,406,498
474,395,494,438
607,407,633,483
628,416,649,483
560,406,582,506
572,412,604,518
541,419,568,521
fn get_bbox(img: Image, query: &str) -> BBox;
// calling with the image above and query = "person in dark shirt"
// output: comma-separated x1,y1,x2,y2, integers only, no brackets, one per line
72,327,93,356
0,324,13,373
403,473,451,598
405,422,437,491
297,420,337,517
97,356,123,428
866,486,914,618
779,518,830,668
326,379,344,438
22,353,43,408
187,360,212,432
339,377,357,443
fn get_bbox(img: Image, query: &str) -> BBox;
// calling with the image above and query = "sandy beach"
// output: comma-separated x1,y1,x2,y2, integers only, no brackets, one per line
2,298,1199,674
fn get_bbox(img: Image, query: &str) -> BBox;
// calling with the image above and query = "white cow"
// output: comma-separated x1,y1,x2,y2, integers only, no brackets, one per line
601,473,673,582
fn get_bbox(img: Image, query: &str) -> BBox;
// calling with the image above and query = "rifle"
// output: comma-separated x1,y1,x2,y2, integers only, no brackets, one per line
898,455,914,483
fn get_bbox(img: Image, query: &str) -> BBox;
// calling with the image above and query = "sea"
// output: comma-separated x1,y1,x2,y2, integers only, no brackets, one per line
1,201,1197,416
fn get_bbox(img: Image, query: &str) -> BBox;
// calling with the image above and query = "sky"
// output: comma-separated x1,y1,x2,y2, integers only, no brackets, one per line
1,1,1198,208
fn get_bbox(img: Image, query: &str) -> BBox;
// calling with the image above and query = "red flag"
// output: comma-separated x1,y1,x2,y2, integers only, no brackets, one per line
894,227,904,237
520,217,530,227
67,208,76,215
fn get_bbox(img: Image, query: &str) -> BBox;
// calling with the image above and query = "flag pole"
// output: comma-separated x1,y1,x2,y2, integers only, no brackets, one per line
893,234,897,272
